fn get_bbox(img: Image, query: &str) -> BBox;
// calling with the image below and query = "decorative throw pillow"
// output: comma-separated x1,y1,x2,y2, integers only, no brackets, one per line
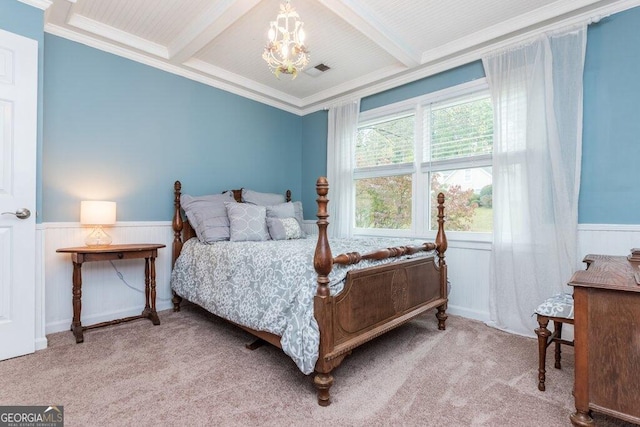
225,202,270,242
181,192,235,243
266,201,306,237
242,188,285,206
267,217,303,240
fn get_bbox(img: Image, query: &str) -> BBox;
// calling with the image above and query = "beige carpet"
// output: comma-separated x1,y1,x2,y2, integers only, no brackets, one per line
0,304,634,426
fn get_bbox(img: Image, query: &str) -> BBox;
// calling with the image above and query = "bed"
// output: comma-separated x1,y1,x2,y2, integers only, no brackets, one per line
170,177,449,406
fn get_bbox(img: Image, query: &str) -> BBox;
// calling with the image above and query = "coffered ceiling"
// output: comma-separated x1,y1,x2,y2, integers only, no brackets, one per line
39,0,639,114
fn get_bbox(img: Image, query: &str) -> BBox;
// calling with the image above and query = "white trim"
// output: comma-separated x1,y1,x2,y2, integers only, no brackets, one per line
448,305,490,323
35,226,47,350
68,14,170,59
359,79,488,120
420,0,602,64
577,223,640,232
354,81,493,237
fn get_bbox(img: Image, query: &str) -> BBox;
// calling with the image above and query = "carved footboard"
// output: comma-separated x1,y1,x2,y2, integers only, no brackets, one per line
312,177,448,406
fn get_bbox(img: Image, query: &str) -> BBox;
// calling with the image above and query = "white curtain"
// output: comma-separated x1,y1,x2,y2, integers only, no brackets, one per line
482,26,587,336
326,100,360,238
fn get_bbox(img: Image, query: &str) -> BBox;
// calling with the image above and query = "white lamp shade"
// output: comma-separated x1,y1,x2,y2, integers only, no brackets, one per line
80,201,116,225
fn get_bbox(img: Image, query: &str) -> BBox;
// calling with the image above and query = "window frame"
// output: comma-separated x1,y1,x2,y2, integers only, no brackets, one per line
353,79,493,242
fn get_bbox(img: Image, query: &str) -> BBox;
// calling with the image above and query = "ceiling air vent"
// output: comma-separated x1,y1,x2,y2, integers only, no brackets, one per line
304,63,331,77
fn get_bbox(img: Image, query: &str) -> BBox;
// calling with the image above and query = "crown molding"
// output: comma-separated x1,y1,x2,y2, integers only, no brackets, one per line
183,58,304,109
300,0,640,114
68,13,169,59
44,0,640,116
44,23,304,115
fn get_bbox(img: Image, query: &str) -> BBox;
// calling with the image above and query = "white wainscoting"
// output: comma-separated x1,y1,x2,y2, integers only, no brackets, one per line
38,221,638,348
577,224,640,259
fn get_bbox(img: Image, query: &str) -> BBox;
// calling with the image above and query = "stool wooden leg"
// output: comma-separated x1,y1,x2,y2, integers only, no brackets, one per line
554,320,563,369
535,316,550,391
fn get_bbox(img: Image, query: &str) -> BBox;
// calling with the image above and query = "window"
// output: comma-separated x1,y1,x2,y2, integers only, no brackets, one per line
354,81,493,236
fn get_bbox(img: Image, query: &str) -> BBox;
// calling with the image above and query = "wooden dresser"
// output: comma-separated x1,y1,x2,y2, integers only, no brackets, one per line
568,254,640,426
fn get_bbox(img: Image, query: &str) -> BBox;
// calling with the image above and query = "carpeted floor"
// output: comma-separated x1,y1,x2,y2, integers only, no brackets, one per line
0,304,634,426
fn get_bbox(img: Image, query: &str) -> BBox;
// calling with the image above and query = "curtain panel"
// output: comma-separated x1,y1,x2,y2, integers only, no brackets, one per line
483,26,587,336
326,100,360,238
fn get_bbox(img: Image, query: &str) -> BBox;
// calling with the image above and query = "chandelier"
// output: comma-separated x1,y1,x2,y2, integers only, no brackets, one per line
262,0,309,79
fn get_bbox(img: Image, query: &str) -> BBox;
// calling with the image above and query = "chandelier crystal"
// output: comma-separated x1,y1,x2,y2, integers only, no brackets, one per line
262,0,309,79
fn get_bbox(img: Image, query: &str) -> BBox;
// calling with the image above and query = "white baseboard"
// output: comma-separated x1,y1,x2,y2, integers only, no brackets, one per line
447,305,490,323
35,337,48,351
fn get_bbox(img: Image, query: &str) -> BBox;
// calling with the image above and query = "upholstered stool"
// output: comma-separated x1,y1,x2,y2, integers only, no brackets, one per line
534,293,574,391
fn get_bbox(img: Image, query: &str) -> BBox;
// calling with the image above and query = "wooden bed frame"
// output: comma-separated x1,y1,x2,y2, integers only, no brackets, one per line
171,177,449,406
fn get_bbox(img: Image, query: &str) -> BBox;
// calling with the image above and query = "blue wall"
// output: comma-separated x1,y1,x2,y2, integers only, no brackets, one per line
0,0,44,222
580,7,640,224
43,35,302,222
300,110,328,218
361,61,486,112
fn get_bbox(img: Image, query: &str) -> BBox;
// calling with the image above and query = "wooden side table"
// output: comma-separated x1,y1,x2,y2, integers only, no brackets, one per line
56,243,166,343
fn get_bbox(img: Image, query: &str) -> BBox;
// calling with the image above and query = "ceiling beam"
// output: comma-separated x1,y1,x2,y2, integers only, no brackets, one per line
168,0,261,64
316,0,420,67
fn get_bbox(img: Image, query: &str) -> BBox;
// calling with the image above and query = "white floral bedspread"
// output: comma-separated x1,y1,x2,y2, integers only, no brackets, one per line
170,236,436,374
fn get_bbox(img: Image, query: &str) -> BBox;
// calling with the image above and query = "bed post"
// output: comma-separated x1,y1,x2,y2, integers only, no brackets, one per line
435,192,448,330
313,176,335,406
172,181,184,311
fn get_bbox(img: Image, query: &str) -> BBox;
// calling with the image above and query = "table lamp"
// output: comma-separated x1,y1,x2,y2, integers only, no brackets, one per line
80,201,116,246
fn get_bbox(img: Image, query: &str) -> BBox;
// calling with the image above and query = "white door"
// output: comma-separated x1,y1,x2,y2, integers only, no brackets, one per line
0,29,38,360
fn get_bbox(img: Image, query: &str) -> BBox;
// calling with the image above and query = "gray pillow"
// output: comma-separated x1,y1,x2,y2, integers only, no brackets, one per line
181,192,235,243
266,201,306,237
292,201,305,233
265,202,295,218
267,217,303,240
242,188,285,206
226,202,270,242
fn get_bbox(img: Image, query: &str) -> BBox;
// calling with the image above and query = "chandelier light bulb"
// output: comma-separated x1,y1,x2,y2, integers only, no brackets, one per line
262,0,309,79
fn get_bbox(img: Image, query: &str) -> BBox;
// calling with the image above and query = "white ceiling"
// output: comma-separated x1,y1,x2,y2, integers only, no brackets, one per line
39,0,639,115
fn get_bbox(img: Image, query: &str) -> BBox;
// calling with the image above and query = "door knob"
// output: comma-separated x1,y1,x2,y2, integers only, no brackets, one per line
2,208,31,219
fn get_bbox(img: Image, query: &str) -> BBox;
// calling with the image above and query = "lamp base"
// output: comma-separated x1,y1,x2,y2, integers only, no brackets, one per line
85,226,112,246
